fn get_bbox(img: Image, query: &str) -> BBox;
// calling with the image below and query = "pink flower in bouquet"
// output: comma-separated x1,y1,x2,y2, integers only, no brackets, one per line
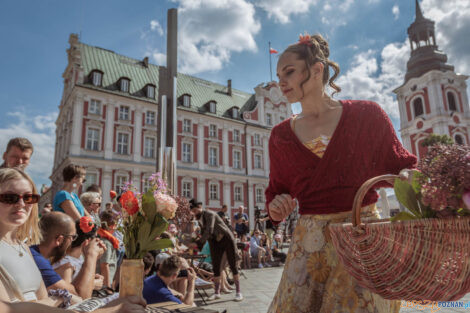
463,191,470,210
154,192,177,220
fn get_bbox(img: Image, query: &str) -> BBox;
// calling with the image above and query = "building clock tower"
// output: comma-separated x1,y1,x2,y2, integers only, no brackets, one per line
394,0,470,159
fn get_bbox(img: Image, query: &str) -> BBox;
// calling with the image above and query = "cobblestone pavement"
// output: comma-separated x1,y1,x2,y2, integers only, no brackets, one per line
196,266,470,313
196,266,283,313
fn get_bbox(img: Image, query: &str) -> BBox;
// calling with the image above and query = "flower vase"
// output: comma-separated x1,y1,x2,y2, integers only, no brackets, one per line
119,259,144,298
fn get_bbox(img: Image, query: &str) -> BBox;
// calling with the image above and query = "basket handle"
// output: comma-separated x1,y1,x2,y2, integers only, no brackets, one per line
352,174,398,227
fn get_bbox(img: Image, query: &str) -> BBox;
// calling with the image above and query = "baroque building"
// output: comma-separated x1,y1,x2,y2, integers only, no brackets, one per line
394,0,470,158
51,34,291,226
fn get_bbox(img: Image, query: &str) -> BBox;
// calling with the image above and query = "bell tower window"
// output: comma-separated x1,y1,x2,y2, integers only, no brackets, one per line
447,92,457,112
413,98,424,117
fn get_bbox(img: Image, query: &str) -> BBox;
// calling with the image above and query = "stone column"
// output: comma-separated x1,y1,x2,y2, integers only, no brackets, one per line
104,102,115,159
134,107,142,162
222,126,229,172
248,182,254,230
263,133,269,177
379,188,390,218
224,180,231,213
197,179,205,204
70,95,84,155
102,169,112,205
246,128,252,175
198,122,204,170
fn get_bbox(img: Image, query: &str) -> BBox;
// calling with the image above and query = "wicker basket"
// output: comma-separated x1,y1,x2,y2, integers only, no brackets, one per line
329,174,470,301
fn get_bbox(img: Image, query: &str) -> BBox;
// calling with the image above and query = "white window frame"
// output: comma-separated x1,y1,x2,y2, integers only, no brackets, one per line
120,79,130,93
232,107,238,119
266,113,272,126
119,106,130,120
254,134,261,146
209,146,218,166
183,119,191,133
209,101,216,113
89,99,101,115
83,172,98,191
146,111,155,125
117,132,130,155
254,153,262,169
209,124,217,138
234,185,242,202
146,85,155,99
182,180,192,198
256,187,264,203
86,127,100,151
144,137,155,158
233,150,241,169
182,142,192,163
209,183,219,200
92,71,102,86
183,95,191,107
142,177,152,193
115,174,129,194
233,129,240,142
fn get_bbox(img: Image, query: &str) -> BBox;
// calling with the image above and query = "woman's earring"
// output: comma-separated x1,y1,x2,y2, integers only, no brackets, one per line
72,183,77,188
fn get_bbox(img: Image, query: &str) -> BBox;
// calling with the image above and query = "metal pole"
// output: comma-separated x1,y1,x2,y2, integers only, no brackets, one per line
269,41,273,82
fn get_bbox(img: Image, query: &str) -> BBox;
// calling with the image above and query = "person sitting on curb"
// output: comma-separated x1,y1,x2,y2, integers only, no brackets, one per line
30,212,105,299
142,255,196,306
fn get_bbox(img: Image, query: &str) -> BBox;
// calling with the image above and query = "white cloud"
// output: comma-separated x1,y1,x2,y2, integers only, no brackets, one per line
150,20,164,36
253,0,319,24
151,51,167,66
336,43,409,118
0,111,57,187
392,4,399,20
336,0,470,118
172,0,261,74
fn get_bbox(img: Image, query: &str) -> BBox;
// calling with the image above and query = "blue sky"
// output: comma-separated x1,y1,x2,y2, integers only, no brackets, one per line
0,0,469,188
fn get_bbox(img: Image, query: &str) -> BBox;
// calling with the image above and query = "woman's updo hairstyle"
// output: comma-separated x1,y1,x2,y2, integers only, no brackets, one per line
282,33,341,96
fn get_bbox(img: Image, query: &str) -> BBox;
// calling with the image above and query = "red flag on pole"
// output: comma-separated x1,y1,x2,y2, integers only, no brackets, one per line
269,47,278,54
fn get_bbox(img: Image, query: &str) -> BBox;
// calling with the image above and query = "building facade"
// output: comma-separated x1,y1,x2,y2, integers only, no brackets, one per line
50,34,291,227
394,1,470,159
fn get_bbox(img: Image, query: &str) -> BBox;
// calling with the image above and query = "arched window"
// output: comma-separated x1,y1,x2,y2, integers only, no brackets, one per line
455,134,464,145
447,92,457,111
413,98,424,117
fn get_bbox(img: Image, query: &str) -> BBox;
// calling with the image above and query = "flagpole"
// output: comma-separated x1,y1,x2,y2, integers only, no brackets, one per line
269,41,273,82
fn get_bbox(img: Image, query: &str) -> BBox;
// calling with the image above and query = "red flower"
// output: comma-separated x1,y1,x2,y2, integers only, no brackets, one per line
110,190,117,199
120,191,139,215
79,216,95,233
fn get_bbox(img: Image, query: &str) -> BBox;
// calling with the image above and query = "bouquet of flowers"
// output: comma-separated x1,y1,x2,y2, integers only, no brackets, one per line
392,144,470,221
118,172,177,259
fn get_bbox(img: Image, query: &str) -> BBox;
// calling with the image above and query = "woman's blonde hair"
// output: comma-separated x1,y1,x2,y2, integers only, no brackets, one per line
281,33,341,96
0,168,41,244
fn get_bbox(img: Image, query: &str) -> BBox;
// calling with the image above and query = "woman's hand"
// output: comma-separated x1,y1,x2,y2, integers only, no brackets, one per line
268,194,297,222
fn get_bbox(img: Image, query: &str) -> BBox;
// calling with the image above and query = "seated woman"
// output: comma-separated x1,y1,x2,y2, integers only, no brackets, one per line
80,192,102,225
0,168,47,303
52,217,104,295
53,164,88,220
271,234,287,264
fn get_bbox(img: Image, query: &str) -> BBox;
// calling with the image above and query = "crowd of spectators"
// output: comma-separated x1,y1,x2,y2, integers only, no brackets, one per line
0,137,289,313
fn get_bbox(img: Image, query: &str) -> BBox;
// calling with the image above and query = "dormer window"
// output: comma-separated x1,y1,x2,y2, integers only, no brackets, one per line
146,85,155,99
183,95,191,108
119,78,130,93
209,101,216,113
91,71,103,87
232,107,239,119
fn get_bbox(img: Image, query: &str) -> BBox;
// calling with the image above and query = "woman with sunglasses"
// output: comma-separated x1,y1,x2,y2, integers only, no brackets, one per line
80,192,102,225
0,168,49,303
53,164,89,220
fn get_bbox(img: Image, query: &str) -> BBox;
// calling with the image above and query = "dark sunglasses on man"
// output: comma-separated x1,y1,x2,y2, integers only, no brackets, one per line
0,193,40,204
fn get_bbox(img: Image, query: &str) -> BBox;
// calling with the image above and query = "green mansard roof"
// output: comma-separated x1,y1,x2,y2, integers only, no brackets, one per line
78,42,253,118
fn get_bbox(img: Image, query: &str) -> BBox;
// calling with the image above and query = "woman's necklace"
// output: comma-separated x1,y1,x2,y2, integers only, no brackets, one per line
1,239,25,257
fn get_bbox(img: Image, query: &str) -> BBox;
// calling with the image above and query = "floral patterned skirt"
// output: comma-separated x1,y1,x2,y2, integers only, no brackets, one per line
268,205,401,313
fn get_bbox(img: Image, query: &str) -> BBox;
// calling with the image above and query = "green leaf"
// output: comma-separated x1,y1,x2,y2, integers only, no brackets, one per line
394,178,422,218
141,238,174,252
138,221,152,246
411,171,425,194
142,189,157,222
148,215,169,240
391,211,419,221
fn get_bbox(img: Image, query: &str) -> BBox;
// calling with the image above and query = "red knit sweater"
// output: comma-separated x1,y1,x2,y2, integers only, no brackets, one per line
266,100,417,220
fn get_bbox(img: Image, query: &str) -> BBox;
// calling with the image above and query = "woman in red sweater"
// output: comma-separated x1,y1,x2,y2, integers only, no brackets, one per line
266,34,416,313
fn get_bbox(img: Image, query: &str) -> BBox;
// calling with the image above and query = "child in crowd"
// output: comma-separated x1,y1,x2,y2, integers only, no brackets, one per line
97,211,119,293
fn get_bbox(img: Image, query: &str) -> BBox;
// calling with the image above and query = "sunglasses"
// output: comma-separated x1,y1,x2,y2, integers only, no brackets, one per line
62,233,79,241
0,193,40,204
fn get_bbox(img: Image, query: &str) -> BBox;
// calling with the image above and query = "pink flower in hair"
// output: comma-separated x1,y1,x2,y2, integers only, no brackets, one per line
298,34,313,46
